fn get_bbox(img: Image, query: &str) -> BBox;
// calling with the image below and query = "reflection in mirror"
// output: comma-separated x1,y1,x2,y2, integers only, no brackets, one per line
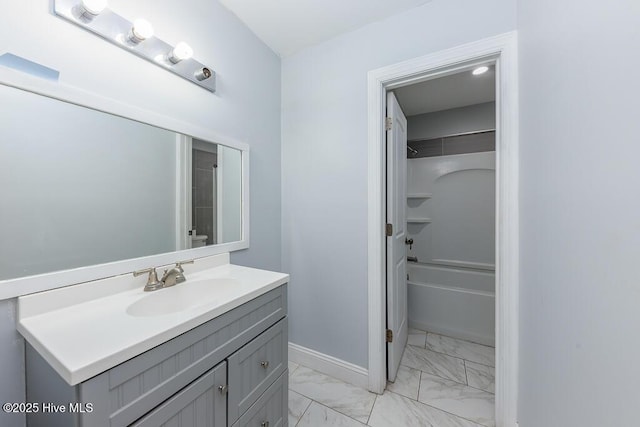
0,84,244,282
191,140,219,247
189,140,242,247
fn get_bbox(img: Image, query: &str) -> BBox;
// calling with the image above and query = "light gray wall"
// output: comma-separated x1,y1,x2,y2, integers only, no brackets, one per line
281,0,516,368
0,0,281,272
407,102,496,140
518,1,640,425
0,1,280,426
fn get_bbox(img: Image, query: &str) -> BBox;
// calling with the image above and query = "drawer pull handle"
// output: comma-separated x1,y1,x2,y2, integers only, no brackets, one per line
261,422,269,427
260,361,270,369
218,384,228,395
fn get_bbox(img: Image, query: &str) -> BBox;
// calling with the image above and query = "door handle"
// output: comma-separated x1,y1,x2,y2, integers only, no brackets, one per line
405,238,413,250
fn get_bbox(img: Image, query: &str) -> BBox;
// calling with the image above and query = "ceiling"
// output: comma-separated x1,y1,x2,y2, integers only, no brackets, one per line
394,67,496,116
218,0,432,57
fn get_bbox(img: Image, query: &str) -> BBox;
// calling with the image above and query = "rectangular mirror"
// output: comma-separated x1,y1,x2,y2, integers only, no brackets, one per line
0,82,247,283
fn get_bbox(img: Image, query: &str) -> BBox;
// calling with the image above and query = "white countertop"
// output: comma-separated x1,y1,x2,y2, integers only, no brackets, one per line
17,254,289,385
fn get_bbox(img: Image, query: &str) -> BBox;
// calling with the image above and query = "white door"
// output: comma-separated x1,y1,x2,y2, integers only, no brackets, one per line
386,91,409,382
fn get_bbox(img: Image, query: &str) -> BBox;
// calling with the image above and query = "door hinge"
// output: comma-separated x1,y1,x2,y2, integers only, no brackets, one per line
385,116,393,131
386,329,393,343
386,223,393,236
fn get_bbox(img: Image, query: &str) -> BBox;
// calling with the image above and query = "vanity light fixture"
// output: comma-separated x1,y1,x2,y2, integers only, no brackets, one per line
54,0,216,92
128,19,154,44
168,42,193,64
472,66,489,76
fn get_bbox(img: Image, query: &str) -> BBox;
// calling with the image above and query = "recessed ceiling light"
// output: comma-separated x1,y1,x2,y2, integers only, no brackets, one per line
472,66,489,76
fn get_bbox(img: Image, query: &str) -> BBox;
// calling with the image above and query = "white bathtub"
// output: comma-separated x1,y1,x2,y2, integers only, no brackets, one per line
407,263,495,346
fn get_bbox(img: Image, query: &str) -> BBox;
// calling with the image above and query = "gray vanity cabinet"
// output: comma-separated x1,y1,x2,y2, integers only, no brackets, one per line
26,284,288,427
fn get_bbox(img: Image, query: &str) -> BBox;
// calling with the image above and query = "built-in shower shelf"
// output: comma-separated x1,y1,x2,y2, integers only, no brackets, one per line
407,193,432,199
407,218,432,224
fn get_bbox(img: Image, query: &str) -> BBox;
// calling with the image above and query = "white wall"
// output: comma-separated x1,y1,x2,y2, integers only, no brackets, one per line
407,102,496,140
518,1,640,425
281,0,516,368
0,2,280,426
407,153,496,268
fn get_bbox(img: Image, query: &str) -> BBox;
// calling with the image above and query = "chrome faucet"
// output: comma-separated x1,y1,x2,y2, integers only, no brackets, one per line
161,260,195,288
133,260,194,291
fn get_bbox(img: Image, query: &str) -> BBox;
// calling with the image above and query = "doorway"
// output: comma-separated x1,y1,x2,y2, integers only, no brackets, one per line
385,66,497,426
367,32,519,426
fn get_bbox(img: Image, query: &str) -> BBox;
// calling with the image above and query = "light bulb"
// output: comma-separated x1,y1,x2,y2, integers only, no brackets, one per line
472,66,489,76
80,0,107,16
168,42,193,64
128,19,154,44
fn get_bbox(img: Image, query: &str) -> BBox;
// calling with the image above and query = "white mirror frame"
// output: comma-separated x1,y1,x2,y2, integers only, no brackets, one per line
0,66,250,300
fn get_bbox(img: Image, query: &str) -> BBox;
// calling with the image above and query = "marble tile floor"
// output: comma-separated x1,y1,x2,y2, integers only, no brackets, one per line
288,330,495,427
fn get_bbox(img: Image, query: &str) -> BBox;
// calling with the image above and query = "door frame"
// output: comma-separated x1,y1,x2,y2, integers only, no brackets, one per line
176,134,192,251
367,31,519,426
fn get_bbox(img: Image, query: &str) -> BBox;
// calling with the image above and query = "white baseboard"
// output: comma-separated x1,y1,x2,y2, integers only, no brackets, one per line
409,320,495,347
288,342,369,389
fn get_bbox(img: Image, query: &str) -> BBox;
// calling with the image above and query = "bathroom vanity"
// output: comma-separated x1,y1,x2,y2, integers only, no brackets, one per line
17,254,288,427
1,50,283,427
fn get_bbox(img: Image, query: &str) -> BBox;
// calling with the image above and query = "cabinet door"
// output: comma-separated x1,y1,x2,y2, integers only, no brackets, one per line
131,362,227,427
228,319,287,425
232,371,287,427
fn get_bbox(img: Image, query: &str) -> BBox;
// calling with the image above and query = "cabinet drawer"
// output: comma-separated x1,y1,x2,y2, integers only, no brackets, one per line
81,285,287,427
232,370,288,427
228,318,288,425
131,361,227,427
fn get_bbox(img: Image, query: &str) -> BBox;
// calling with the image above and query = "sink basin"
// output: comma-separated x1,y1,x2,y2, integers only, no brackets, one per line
126,278,240,317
